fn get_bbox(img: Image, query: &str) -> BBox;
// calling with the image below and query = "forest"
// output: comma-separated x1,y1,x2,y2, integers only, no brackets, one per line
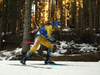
0,0,100,61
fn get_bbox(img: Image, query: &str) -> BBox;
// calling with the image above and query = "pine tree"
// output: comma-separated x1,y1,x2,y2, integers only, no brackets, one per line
0,18,2,50
76,0,79,32
79,0,83,29
0,1,3,50
82,0,86,31
89,0,93,33
35,0,37,28
94,0,99,32
99,0,100,30
94,0,97,32
2,0,8,35
65,0,68,27
69,0,72,28
22,0,31,55
17,0,22,41
60,0,62,40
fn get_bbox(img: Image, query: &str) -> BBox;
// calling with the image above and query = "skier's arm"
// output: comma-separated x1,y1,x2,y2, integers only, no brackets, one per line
45,25,61,45
46,26,56,41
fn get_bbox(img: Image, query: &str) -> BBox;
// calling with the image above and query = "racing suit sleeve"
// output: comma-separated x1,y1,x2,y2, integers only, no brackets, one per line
45,25,56,42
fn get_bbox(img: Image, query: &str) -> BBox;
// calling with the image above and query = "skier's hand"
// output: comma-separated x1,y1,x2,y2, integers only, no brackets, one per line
56,41,61,45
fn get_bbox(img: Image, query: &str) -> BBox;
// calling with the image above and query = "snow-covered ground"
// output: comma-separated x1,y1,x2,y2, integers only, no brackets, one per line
0,61,100,75
0,40,100,75
0,41,98,60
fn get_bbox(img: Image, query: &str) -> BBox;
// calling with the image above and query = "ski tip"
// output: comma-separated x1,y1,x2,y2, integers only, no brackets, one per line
45,63,60,65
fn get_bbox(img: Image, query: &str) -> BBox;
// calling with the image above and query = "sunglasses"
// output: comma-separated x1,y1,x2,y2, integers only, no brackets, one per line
57,25,61,28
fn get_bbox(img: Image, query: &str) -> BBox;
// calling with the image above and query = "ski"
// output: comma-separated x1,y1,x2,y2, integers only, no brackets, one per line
9,64,53,69
45,63,66,66
45,63,62,65
31,63,66,66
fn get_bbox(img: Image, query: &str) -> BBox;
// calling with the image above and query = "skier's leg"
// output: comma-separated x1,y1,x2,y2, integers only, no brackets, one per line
25,40,40,58
21,36,53,65
20,39,40,65
37,36,54,64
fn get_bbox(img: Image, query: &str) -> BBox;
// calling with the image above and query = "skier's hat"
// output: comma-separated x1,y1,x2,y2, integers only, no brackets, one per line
54,21,61,28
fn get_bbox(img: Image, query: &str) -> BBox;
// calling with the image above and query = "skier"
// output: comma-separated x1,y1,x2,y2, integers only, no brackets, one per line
20,21,61,65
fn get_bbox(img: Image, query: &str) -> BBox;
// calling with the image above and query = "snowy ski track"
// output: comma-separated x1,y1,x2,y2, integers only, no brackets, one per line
0,61,100,75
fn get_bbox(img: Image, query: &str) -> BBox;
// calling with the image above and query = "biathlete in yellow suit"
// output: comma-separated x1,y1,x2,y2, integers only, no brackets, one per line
20,21,61,65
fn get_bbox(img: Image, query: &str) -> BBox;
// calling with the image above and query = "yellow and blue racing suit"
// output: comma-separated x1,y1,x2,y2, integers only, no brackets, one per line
26,25,56,59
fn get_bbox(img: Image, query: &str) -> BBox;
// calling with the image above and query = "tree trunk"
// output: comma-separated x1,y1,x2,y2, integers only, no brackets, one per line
35,0,37,28
73,0,76,29
17,0,22,41
60,0,62,40
79,7,83,29
10,18,16,33
94,0,97,32
82,0,86,31
89,0,93,33
48,0,50,22
0,2,2,50
8,0,17,34
0,18,2,50
3,0,8,36
51,0,54,23
38,2,41,27
65,2,67,27
56,0,57,21
76,0,79,32
22,0,31,55
69,1,72,28
37,1,40,26
95,0,99,32
99,0,100,30
18,0,21,32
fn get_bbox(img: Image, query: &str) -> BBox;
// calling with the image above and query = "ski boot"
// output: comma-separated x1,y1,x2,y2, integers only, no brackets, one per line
45,60,55,65
20,57,27,65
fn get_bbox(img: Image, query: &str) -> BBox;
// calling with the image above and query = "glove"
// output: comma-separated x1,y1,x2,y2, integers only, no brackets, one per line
56,41,61,45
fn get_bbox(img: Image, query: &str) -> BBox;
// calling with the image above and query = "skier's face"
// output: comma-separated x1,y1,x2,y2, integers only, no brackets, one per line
54,25,60,31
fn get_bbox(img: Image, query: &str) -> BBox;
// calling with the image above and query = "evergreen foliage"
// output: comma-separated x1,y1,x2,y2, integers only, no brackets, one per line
0,0,100,51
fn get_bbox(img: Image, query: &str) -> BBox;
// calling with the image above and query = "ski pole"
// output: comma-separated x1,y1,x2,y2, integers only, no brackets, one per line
23,41,56,45
31,15,39,28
